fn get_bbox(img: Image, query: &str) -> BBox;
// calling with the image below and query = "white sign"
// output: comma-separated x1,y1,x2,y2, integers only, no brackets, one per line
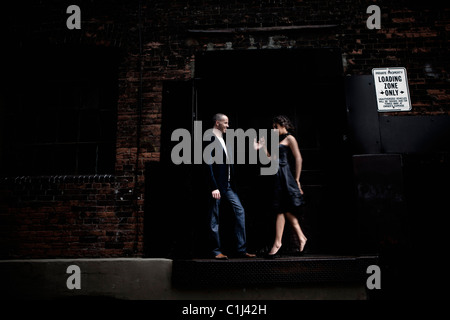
372,67,411,112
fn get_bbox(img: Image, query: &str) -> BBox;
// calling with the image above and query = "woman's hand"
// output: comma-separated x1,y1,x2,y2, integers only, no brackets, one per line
253,137,265,150
296,180,304,195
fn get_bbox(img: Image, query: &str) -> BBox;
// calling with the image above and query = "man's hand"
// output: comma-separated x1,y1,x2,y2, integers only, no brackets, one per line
212,189,221,200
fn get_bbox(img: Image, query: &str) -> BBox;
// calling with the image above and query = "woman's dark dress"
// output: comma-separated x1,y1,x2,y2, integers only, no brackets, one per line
272,142,305,214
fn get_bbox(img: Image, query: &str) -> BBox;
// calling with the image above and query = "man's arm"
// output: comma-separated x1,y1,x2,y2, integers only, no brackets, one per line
206,137,221,199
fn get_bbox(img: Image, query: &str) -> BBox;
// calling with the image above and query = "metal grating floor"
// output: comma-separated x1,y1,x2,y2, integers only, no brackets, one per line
172,254,379,287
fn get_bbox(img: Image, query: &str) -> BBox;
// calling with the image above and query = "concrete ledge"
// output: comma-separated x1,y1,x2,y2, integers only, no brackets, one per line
1,258,173,300
0,258,369,300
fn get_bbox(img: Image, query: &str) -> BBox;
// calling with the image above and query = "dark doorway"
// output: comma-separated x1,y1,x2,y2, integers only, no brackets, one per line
146,48,356,258
194,48,354,255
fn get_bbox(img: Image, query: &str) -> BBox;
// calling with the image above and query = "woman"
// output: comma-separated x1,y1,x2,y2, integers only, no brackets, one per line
254,115,307,257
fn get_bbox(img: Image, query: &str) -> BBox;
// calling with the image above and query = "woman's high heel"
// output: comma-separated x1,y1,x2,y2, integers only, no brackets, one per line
299,238,307,253
266,245,282,259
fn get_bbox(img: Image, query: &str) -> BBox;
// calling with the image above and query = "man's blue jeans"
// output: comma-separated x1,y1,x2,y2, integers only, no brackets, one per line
209,183,247,256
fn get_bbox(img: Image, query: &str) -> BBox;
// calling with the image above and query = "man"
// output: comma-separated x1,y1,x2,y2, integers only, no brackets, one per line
206,113,256,260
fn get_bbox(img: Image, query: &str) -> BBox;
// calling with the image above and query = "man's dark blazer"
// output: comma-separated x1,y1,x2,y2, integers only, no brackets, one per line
205,134,235,193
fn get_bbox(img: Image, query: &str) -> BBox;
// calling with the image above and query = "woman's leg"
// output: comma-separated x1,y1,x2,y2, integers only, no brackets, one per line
268,213,285,254
285,211,307,252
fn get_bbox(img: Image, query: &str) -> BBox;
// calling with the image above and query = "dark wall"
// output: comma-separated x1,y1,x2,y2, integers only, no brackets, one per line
346,75,450,251
346,75,450,155
0,0,449,258
347,74,450,297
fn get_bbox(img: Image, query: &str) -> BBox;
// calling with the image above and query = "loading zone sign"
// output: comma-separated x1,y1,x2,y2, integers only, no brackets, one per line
372,67,412,112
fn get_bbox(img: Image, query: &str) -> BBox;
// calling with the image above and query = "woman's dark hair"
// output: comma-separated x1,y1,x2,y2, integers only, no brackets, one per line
272,115,295,133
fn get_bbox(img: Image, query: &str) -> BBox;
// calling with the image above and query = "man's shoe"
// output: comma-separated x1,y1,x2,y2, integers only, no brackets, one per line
215,253,228,260
237,252,256,258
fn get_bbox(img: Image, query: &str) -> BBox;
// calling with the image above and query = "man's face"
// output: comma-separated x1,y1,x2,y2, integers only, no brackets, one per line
216,116,229,134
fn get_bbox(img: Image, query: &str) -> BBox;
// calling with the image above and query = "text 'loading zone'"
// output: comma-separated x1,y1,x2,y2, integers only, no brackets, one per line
373,67,412,112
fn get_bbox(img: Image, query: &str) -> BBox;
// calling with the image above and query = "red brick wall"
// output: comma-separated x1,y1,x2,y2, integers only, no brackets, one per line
0,0,449,258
